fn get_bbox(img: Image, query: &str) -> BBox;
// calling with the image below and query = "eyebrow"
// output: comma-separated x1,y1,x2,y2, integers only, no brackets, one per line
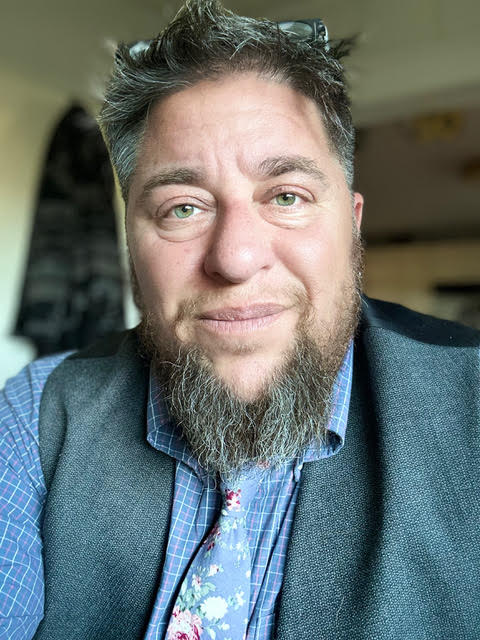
257,155,329,185
137,167,206,206
137,154,328,205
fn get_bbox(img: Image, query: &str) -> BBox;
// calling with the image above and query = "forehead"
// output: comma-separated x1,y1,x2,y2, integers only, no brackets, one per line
136,73,338,176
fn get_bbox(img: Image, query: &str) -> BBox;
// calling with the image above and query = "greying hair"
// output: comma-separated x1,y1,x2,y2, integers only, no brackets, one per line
99,0,356,201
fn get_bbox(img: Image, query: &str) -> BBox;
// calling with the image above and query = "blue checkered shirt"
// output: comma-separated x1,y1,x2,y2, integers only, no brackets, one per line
0,343,353,639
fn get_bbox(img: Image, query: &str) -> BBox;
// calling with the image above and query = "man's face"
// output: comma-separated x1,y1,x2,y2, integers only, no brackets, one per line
127,73,363,402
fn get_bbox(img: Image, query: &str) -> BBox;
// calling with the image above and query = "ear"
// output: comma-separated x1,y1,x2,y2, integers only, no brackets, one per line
353,192,364,232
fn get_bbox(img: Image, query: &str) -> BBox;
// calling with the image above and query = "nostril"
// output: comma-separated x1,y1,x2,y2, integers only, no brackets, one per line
204,240,273,284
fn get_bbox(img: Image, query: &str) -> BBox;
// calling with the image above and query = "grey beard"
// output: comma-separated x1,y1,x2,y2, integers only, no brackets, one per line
152,331,342,478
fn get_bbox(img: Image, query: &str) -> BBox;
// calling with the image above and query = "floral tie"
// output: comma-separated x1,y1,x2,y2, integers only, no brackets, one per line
166,471,261,640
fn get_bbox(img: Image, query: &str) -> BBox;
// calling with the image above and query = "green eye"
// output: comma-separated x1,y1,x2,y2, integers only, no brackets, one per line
173,204,196,219
275,193,297,206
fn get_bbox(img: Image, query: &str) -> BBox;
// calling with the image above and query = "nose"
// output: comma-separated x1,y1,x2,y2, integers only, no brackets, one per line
203,202,274,284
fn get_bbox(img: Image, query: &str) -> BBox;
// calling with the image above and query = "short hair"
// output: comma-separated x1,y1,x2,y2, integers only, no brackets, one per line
99,0,356,201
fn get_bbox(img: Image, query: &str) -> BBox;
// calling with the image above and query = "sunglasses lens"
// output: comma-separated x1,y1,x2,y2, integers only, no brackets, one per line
129,40,152,59
278,21,314,40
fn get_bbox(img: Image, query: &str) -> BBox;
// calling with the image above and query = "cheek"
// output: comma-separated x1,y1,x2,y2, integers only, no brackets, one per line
131,235,201,318
277,226,348,298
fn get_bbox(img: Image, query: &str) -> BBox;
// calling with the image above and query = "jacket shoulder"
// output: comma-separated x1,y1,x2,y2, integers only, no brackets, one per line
67,329,142,361
360,296,480,348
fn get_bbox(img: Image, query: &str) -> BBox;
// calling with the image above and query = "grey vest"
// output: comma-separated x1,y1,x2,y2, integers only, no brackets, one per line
35,298,480,639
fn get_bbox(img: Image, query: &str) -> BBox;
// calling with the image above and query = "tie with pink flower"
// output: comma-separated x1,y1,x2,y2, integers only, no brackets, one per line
166,471,261,640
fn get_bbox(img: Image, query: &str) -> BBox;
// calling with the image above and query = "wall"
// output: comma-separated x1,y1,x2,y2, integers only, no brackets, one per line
364,239,480,321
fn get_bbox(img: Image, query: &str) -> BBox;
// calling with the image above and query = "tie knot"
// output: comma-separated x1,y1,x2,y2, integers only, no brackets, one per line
220,468,263,517
223,488,243,512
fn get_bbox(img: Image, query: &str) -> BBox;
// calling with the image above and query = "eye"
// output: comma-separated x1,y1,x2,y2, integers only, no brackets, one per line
274,192,298,206
172,204,198,219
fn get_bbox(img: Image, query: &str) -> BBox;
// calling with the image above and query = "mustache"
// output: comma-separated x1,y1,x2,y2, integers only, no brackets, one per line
174,287,310,323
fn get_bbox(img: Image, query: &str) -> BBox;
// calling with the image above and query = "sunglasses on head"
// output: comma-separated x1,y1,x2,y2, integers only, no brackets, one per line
118,18,329,62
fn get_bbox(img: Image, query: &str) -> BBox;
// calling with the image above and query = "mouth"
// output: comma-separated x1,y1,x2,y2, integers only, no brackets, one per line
198,303,287,334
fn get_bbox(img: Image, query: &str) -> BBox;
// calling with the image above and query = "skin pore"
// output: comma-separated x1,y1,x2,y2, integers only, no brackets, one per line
126,73,364,474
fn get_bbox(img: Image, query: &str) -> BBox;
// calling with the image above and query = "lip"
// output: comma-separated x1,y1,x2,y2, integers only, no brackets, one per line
199,303,287,321
197,303,288,334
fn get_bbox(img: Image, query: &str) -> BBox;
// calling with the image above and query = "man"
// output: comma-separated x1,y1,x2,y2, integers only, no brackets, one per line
1,0,479,638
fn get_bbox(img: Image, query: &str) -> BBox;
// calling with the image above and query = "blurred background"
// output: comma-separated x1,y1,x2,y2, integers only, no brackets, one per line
1,0,479,385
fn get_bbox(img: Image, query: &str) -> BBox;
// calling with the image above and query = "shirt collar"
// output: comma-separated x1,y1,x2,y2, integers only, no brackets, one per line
146,341,353,483
298,340,353,474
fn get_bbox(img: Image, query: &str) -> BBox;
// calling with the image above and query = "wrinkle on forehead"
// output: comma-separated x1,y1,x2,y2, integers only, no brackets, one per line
135,154,331,208
133,73,343,196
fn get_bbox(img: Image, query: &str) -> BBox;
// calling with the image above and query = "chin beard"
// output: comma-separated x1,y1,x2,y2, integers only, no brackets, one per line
135,231,364,477
148,335,337,478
